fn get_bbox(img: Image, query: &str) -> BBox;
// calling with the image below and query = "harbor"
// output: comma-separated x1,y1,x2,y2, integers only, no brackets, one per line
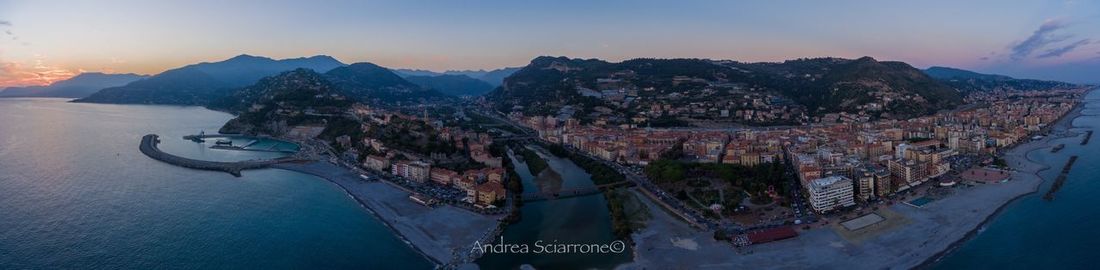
184,132,299,153
140,134,300,177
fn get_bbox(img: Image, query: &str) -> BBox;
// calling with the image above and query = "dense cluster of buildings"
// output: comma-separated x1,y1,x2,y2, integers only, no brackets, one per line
513,88,1086,214
363,151,506,207
349,104,509,207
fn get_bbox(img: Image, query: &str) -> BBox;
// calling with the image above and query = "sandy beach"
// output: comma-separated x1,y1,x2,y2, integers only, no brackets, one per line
619,100,1087,270
273,162,501,268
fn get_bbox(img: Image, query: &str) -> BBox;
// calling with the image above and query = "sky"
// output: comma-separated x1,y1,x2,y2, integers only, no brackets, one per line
1,0,1099,87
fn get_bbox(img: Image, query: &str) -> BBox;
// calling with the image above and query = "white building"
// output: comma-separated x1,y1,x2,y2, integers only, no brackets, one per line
391,160,431,183
806,175,856,213
894,143,910,160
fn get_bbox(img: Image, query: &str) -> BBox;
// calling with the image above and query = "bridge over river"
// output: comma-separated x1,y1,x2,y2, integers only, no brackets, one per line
140,134,300,177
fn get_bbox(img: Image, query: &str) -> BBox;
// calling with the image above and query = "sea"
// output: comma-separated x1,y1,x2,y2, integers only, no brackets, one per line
0,98,433,269
933,89,1100,269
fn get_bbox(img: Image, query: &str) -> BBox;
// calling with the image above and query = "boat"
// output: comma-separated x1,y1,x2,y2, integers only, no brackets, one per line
189,130,207,143
214,139,233,146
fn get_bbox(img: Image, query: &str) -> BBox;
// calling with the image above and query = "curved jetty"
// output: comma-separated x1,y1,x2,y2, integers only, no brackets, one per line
140,134,298,177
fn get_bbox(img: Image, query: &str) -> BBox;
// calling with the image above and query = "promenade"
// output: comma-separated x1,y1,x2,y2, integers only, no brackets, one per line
139,134,296,177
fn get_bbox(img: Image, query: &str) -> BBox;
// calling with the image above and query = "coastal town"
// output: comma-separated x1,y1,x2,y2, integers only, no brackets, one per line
122,57,1095,269
11,2,1100,270
238,71,1091,268
504,86,1082,217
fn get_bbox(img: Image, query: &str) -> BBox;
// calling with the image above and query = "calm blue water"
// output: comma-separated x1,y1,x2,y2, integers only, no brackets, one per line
0,98,432,269
934,90,1100,269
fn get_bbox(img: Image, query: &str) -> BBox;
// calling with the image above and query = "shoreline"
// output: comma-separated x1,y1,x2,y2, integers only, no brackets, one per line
271,162,442,267
272,161,502,269
915,93,1088,268
620,90,1092,270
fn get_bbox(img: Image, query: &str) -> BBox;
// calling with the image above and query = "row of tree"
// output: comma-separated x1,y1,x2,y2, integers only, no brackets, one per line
544,143,626,185
644,159,791,201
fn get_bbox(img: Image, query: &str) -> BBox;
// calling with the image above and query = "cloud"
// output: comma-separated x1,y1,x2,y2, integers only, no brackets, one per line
1038,39,1091,58
0,58,78,88
0,20,10,26
1009,20,1072,60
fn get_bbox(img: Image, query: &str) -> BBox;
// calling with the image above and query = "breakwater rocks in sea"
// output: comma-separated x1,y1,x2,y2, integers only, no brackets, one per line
139,134,298,177
1052,144,1065,153
1043,155,1078,201
1082,131,1093,145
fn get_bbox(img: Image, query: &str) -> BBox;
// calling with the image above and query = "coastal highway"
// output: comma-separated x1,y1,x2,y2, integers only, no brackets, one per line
139,134,298,177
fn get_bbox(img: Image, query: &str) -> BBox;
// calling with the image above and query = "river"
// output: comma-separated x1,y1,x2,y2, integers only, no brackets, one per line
476,147,633,269
0,98,432,269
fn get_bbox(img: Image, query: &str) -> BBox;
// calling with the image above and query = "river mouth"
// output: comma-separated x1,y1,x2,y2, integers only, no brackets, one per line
476,147,633,270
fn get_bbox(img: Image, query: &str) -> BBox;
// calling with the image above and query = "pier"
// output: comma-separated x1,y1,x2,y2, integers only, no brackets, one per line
140,134,299,177
1043,155,1078,201
182,134,241,140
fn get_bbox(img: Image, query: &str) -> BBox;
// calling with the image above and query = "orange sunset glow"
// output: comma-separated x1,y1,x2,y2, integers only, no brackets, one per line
0,60,78,87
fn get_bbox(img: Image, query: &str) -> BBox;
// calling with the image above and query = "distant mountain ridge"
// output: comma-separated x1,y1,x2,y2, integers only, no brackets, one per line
0,72,147,98
75,54,346,105
404,74,495,97
924,66,1013,81
393,67,520,87
923,66,1079,93
204,60,448,112
183,54,346,87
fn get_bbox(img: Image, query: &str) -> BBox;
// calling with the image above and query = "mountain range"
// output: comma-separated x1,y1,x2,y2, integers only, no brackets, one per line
489,56,967,125
404,74,495,97
392,67,520,87
0,73,147,98
923,66,1079,93
75,55,346,105
59,53,1080,128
